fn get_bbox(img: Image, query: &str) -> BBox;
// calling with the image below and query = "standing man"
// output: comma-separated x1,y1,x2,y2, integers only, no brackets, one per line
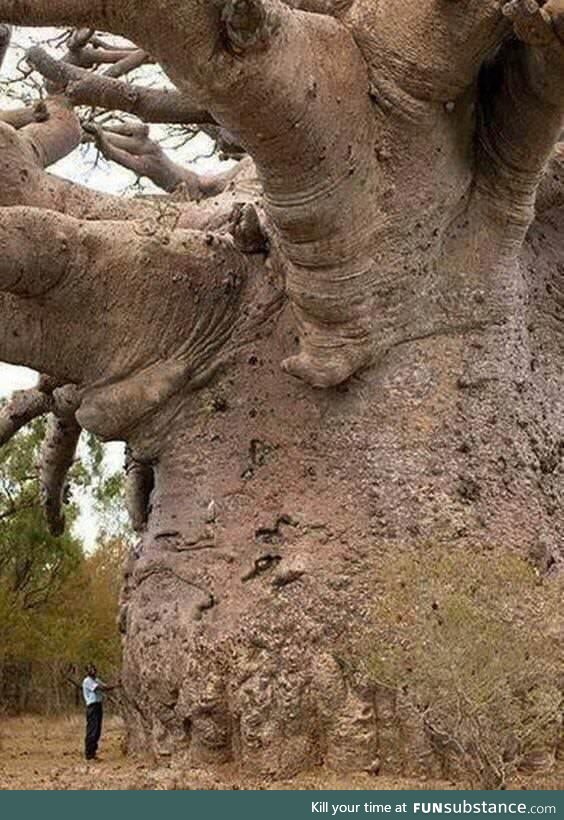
82,664,119,761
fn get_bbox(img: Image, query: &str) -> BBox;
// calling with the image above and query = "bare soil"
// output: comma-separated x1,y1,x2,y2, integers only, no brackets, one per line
0,715,562,790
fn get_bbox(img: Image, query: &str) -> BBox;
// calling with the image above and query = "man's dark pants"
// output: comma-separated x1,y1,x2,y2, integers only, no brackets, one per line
85,702,103,760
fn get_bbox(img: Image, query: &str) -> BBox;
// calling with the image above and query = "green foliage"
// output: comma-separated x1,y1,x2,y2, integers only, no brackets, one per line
60,536,126,674
0,412,126,712
0,416,83,618
365,545,564,787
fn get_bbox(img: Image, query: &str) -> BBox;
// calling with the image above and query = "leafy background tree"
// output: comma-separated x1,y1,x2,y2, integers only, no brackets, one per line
0,405,127,714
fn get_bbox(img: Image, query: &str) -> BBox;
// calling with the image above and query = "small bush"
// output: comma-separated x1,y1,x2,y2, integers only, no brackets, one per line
365,545,563,787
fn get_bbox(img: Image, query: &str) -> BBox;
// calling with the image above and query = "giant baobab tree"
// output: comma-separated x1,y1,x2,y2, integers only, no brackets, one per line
0,0,563,781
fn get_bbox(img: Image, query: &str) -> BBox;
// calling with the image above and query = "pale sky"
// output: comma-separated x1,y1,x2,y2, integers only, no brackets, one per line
0,363,37,394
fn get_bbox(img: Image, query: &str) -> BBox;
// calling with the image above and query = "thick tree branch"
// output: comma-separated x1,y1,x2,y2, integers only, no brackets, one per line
94,0,394,387
102,48,150,79
0,207,78,298
18,95,81,168
5,2,367,187
0,115,231,227
0,116,139,215
346,0,511,104
60,30,152,80
502,0,557,45
88,121,242,197
27,46,215,125
39,386,81,536
0,385,53,446
0,0,336,29
475,4,564,221
67,44,146,70
0,206,259,432
67,27,94,52
0,117,135,215
117,0,364,164
121,2,374,202
0,23,11,71
0,0,424,389
0,0,112,30
0,100,48,129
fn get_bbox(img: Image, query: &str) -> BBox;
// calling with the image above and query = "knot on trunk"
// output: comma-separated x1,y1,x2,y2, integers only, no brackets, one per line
229,203,269,254
220,0,281,54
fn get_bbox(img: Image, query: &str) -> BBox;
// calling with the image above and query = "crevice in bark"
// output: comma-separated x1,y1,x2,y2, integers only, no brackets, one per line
241,553,282,581
125,447,155,533
220,0,282,54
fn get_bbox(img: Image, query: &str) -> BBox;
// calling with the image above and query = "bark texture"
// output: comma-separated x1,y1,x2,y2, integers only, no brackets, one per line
0,0,563,783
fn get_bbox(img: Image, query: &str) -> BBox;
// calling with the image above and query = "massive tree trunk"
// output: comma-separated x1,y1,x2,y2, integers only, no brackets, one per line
117,224,563,779
0,0,563,782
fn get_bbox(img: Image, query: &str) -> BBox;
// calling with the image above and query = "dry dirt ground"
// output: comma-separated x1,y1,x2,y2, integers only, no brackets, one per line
0,715,562,790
